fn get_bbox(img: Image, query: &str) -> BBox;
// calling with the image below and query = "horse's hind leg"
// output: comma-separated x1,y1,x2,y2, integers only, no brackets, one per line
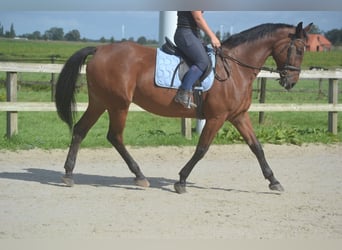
62,104,105,186
106,109,150,187
232,113,284,192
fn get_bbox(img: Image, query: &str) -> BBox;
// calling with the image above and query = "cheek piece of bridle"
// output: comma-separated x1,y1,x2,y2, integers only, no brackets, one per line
214,37,304,83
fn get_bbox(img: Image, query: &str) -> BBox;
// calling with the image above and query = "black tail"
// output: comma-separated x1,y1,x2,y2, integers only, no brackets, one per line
55,46,96,130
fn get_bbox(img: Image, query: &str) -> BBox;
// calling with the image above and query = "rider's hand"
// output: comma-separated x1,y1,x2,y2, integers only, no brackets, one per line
211,36,221,50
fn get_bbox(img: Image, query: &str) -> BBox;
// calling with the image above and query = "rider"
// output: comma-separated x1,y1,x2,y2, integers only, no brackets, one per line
174,11,221,109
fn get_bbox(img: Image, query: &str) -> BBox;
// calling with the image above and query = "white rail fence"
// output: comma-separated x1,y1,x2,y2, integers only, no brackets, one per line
1,62,341,138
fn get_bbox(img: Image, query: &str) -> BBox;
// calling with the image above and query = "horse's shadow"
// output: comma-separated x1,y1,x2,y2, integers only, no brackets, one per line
189,185,282,196
0,168,177,192
0,168,281,195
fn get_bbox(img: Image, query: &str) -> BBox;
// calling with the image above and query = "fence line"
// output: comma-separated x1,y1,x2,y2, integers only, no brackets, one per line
1,102,341,113
1,62,341,138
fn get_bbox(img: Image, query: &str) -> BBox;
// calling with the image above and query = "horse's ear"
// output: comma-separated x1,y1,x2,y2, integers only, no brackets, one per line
295,22,303,37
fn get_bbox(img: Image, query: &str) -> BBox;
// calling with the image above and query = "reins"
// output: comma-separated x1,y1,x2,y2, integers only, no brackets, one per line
214,37,303,82
214,49,279,82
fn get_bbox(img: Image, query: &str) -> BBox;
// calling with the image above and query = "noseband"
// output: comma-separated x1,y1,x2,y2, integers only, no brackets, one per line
215,37,304,82
276,38,304,77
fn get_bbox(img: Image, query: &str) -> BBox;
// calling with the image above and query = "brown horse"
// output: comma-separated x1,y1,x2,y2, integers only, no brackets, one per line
55,22,312,194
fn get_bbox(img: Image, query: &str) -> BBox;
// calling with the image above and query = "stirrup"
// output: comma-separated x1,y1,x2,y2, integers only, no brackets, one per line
174,89,197,109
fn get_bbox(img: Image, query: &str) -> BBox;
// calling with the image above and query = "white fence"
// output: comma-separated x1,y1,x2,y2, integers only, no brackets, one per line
1,62,341,138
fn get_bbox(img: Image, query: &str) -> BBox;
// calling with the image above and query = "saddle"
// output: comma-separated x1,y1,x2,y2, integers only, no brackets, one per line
161,37,213,85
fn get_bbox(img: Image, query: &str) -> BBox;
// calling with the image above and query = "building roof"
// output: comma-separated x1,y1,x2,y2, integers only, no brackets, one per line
307,34,332,46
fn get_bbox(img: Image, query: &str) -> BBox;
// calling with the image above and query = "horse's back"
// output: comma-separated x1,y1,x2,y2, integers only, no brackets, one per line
93,41,154,63
87,42,155,79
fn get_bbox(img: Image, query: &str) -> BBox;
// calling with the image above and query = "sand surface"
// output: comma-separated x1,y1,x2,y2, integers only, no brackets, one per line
0,144,341,239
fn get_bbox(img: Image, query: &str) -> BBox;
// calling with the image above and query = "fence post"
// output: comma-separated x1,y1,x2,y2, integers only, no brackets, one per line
6,72,18,138
258,77,267,124
181,118,192,139
328,78,338,135
50,55,56,101
196,119,206,134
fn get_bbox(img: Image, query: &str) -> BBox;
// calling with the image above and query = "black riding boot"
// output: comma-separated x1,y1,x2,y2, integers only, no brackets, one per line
174,88,197,109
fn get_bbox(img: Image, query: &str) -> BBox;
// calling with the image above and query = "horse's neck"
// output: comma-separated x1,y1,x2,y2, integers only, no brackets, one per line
233,38,275,69
233,28,294,70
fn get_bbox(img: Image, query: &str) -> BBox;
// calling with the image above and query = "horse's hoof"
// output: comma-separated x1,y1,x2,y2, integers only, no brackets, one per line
174,182,187,194
62,175,74,187
269,183,284,192
134,177,150,188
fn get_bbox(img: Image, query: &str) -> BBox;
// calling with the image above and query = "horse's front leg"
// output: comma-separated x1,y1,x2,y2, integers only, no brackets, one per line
174,145,208,194
174,117,225,194
232,113,284,192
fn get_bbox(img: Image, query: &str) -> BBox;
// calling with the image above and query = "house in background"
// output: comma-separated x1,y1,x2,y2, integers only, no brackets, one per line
305,34,332,52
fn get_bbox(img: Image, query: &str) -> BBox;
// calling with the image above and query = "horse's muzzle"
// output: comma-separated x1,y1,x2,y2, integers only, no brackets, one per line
278,67,300,90
278,74,298,90
278,76,297,90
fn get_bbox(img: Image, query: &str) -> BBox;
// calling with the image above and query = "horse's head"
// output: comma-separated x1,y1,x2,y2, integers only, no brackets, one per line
272,22,313,90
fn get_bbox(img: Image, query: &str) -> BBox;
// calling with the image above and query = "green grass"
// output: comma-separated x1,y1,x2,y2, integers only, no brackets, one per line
0,38,101,63
0,108,340,150
0,80,341,150
302,50,342,69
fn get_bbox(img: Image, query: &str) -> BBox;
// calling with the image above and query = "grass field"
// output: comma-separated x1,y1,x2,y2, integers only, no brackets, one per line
0,38,101,63
0,38,341,149
1,38,342,68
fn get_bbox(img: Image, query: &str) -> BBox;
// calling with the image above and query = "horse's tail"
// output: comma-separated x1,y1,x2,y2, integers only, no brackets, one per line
55,46,96,130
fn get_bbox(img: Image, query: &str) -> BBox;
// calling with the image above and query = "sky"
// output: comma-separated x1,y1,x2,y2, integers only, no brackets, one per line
0,1,341,40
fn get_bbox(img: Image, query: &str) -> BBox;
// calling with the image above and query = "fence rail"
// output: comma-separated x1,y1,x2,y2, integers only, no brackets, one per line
0,102,341,113
1,62,341,138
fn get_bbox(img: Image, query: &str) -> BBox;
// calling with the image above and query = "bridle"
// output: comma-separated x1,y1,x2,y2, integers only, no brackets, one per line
215,37,305,82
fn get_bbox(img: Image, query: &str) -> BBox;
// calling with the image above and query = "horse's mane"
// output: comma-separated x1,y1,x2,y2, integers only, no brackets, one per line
222,23,295,48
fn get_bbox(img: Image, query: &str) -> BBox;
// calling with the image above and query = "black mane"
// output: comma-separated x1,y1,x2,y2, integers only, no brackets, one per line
223,23,294,48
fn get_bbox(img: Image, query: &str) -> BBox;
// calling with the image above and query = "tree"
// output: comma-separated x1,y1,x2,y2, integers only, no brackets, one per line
64,29,81,41
31,31,41,40
308,24,322,34
24,31,41,40
0,23,4,36
137,36,147,44
4,23,16,38
10,23,16,37
325,28,342,46
44,27,64,40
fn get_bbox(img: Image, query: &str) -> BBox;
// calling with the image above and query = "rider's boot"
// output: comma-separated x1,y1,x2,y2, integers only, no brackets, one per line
174,88,197,109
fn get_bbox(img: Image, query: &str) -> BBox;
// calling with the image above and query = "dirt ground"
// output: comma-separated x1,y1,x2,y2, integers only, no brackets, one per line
0,144,341,239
